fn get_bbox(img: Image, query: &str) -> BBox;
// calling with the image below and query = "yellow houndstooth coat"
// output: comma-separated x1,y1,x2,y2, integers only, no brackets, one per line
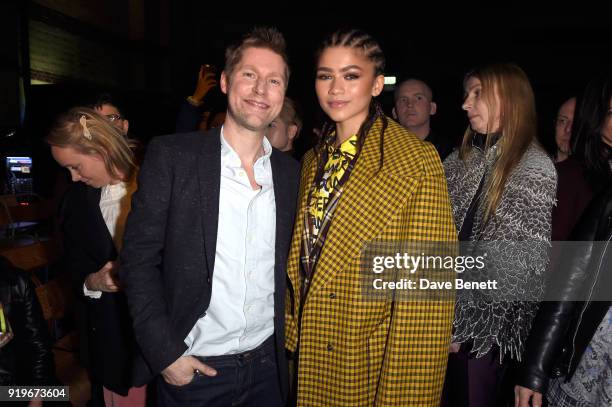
285,117,457,406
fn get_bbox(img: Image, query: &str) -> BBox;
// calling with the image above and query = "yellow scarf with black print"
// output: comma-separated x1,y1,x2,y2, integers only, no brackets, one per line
308,134,358,238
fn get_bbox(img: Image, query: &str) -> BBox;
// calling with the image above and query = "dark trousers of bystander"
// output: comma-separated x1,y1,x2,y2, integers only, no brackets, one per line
441,342,513,407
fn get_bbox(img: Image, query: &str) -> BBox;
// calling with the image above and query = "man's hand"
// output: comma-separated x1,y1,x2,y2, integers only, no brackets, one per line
191,65,217,102
514,385,543,407
162,356,217,386
85,261,120,292
449,342,461,353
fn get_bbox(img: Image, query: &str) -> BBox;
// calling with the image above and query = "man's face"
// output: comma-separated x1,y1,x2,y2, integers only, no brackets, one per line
220,47,287,133
554,98,576,155
266,116,297,152
393,80,437,130
95,104,129,136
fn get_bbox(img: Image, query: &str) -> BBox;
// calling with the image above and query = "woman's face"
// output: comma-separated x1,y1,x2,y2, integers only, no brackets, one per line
315,46,384,137
51,146,116,188
602,97,612,148
462,76,501,134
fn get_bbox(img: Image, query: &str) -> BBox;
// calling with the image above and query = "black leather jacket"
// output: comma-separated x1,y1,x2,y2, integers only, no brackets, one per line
0,257,54,385
517,185,612,393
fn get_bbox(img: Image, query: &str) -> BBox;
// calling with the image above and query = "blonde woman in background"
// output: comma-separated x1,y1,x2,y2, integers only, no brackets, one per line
442,63,557,406
48,107,145,407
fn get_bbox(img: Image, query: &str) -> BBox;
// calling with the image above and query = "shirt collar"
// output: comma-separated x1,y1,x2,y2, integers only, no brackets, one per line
220,125,273,168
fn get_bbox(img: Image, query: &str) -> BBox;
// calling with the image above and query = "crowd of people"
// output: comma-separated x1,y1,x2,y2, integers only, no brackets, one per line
1,25,611,407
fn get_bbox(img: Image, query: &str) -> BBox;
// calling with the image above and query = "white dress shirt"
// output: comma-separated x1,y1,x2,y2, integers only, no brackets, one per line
183,128,276,356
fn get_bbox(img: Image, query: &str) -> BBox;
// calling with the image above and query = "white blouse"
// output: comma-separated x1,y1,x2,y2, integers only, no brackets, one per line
83,178,136,299
99,180,136,251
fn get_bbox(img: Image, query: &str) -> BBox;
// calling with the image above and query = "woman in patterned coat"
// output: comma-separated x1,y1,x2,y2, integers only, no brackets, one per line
285,28,457,406
441,63,557,406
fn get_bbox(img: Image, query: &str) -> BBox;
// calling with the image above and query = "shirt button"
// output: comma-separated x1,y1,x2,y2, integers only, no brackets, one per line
327,343,334,352
239,171,246,177
329,293,336,299
207,277,211,284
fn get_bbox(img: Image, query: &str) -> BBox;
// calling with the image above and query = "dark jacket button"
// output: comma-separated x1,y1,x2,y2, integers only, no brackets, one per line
329,293,336,299
327,343,333,352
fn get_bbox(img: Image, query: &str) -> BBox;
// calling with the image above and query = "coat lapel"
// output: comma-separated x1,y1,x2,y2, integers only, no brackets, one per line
197,129,222,278
306,122,421,298
286,152,317,314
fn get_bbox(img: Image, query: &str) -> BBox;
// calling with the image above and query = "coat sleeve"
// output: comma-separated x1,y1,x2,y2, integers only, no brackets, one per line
174,100,202,133
59,187,104,302
517,187,610,393
0,262,57,386
119,137,188,375
20,273,55,385
375,144,457,406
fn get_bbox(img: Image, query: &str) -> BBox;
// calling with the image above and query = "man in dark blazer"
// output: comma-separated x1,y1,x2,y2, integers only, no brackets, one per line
120,27,298,406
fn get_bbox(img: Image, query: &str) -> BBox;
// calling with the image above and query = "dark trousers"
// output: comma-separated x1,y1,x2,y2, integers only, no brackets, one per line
441,343,509,407
156,336,283,407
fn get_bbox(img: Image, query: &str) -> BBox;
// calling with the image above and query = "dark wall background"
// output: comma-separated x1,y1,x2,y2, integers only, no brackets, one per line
0,1,22,132
1,3,611,195
167,11,612,155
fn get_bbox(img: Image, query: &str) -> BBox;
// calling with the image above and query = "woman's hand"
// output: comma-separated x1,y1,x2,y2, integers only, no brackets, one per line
85,261,120,292
449,342,461,353
514,385,543,407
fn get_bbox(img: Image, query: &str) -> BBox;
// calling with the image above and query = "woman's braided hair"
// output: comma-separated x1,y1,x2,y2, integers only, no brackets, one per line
315,28,388,171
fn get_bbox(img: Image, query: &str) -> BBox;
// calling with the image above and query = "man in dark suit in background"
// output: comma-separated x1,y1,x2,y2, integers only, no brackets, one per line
120,26,298,406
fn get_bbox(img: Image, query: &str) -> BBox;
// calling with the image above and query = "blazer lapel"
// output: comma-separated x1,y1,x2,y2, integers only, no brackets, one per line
307,122,420,298
271,151,292,273
197,129,222,278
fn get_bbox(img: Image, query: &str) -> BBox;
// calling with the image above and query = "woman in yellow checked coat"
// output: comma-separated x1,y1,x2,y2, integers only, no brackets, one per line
285,28,457,406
